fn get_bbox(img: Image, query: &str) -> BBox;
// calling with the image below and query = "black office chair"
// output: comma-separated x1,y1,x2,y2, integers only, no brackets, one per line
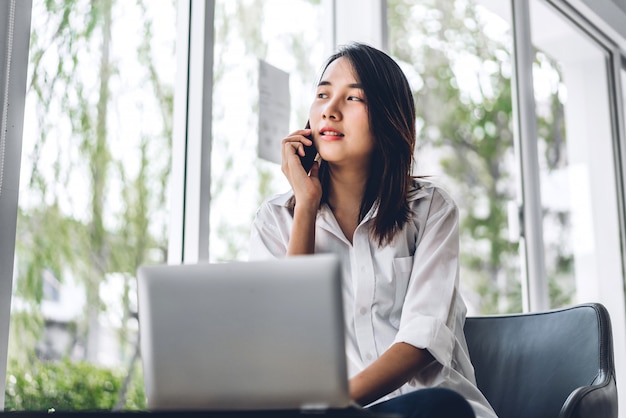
464,303,617,418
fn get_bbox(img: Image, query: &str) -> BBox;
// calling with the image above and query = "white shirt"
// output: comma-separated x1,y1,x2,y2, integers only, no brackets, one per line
249,180,497,418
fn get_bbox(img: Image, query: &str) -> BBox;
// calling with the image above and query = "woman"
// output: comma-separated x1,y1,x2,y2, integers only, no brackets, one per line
249,43,497,418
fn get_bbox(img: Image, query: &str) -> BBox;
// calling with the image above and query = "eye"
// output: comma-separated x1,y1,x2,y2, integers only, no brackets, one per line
317,92,328,99
348,96,364,102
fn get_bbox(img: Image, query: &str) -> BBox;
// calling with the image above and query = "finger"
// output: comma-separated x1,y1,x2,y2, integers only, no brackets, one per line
283,137,313,158
309,160,320,178
281,135,312,148
282,140,304,158
296,142,306,157
295,128,312,138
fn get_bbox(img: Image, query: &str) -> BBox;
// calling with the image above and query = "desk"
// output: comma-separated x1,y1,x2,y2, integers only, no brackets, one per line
1,410,403,418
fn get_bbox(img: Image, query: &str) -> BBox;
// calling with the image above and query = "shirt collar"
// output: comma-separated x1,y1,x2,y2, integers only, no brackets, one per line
267,190,294,207
269,179,430,211
408,179,430,202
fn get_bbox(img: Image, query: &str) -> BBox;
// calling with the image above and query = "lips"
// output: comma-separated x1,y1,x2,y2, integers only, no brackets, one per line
319,127,344,140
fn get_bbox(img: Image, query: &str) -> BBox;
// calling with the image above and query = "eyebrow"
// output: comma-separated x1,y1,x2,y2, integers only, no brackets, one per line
318,80,364,89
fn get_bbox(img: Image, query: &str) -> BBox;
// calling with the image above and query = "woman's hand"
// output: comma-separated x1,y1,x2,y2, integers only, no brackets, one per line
282,128,321,256
281,128,322,212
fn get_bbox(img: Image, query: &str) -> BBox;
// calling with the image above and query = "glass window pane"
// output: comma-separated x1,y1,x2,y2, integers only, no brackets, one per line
529,0,622,309
7,0,176,411
210,0,325,262
529,1,626,408
388,0,519,314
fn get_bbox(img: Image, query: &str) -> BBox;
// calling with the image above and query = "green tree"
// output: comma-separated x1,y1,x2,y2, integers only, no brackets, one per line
9,0,175,409
5,358,145,411
533,51,574,307
388,0,572,313
389,0,520,313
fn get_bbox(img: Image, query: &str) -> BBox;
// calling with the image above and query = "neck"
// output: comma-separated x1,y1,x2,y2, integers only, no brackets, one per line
326,165,368,212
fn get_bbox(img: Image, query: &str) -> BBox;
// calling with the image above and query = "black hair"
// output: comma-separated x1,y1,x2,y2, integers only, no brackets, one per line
318,43,416,246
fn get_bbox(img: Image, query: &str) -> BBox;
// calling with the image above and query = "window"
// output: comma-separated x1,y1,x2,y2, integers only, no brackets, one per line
209,0,325,262
6,0,176,410
528,0,623,310
528,0,626,409
388,0,519,314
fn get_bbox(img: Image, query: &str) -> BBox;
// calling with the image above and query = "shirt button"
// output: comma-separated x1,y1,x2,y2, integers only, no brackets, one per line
360,266,366,273
359,307,367,315
366,353,373,361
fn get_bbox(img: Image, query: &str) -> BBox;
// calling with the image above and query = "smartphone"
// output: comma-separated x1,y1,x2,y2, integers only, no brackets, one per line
300,121,317,173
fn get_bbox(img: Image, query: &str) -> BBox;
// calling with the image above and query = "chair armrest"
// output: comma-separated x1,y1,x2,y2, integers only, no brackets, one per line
559,375,617,418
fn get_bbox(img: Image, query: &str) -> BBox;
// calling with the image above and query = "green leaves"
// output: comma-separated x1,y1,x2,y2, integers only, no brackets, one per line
4,358,145,411
389,0,522,313
11,0,175,409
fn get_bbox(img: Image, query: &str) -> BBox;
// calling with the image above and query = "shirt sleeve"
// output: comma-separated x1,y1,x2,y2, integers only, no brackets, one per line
392,188,460,370
248,203,288,261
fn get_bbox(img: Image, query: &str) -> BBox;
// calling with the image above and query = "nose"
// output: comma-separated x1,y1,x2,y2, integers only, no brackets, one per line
322,98,341,121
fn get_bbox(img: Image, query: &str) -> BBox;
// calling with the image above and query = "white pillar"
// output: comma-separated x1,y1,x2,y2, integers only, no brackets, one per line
0,0,32,409
511,0,549,312
168,0,215,264
322,0,387,53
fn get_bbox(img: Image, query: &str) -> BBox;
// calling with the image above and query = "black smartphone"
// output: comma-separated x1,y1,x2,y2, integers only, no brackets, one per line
300,121,317,173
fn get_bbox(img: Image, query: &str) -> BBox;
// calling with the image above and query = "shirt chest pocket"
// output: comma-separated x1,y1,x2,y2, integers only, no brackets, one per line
392,256,413,306
375,256,413,327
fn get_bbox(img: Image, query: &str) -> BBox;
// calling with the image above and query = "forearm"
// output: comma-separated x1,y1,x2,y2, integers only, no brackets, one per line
350,342,434,406
287,205,317,255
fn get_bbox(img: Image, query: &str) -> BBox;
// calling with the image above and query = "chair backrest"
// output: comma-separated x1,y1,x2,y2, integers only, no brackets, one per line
464,303,616,418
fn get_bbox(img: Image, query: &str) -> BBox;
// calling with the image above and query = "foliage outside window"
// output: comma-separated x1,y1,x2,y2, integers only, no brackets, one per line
388,0,522,313
7,0,175,410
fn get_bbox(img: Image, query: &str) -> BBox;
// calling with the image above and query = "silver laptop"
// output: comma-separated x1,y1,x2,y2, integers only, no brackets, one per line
136,254,350,411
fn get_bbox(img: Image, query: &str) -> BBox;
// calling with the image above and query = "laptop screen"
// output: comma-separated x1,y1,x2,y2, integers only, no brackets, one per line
137,254,350,411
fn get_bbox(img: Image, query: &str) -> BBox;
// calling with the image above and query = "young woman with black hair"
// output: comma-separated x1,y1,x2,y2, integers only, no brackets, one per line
249,43,497,418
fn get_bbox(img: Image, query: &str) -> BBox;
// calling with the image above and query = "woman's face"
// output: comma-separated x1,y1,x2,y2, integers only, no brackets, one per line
309,57,375,169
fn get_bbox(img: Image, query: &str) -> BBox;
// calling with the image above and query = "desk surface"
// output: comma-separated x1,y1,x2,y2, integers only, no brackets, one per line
1,409,403,418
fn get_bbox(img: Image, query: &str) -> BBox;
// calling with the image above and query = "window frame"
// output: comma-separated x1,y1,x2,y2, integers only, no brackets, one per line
168,0,215,264
0,0,33,409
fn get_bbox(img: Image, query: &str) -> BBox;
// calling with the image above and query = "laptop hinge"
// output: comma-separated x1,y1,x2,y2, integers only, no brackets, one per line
300,402,331,413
